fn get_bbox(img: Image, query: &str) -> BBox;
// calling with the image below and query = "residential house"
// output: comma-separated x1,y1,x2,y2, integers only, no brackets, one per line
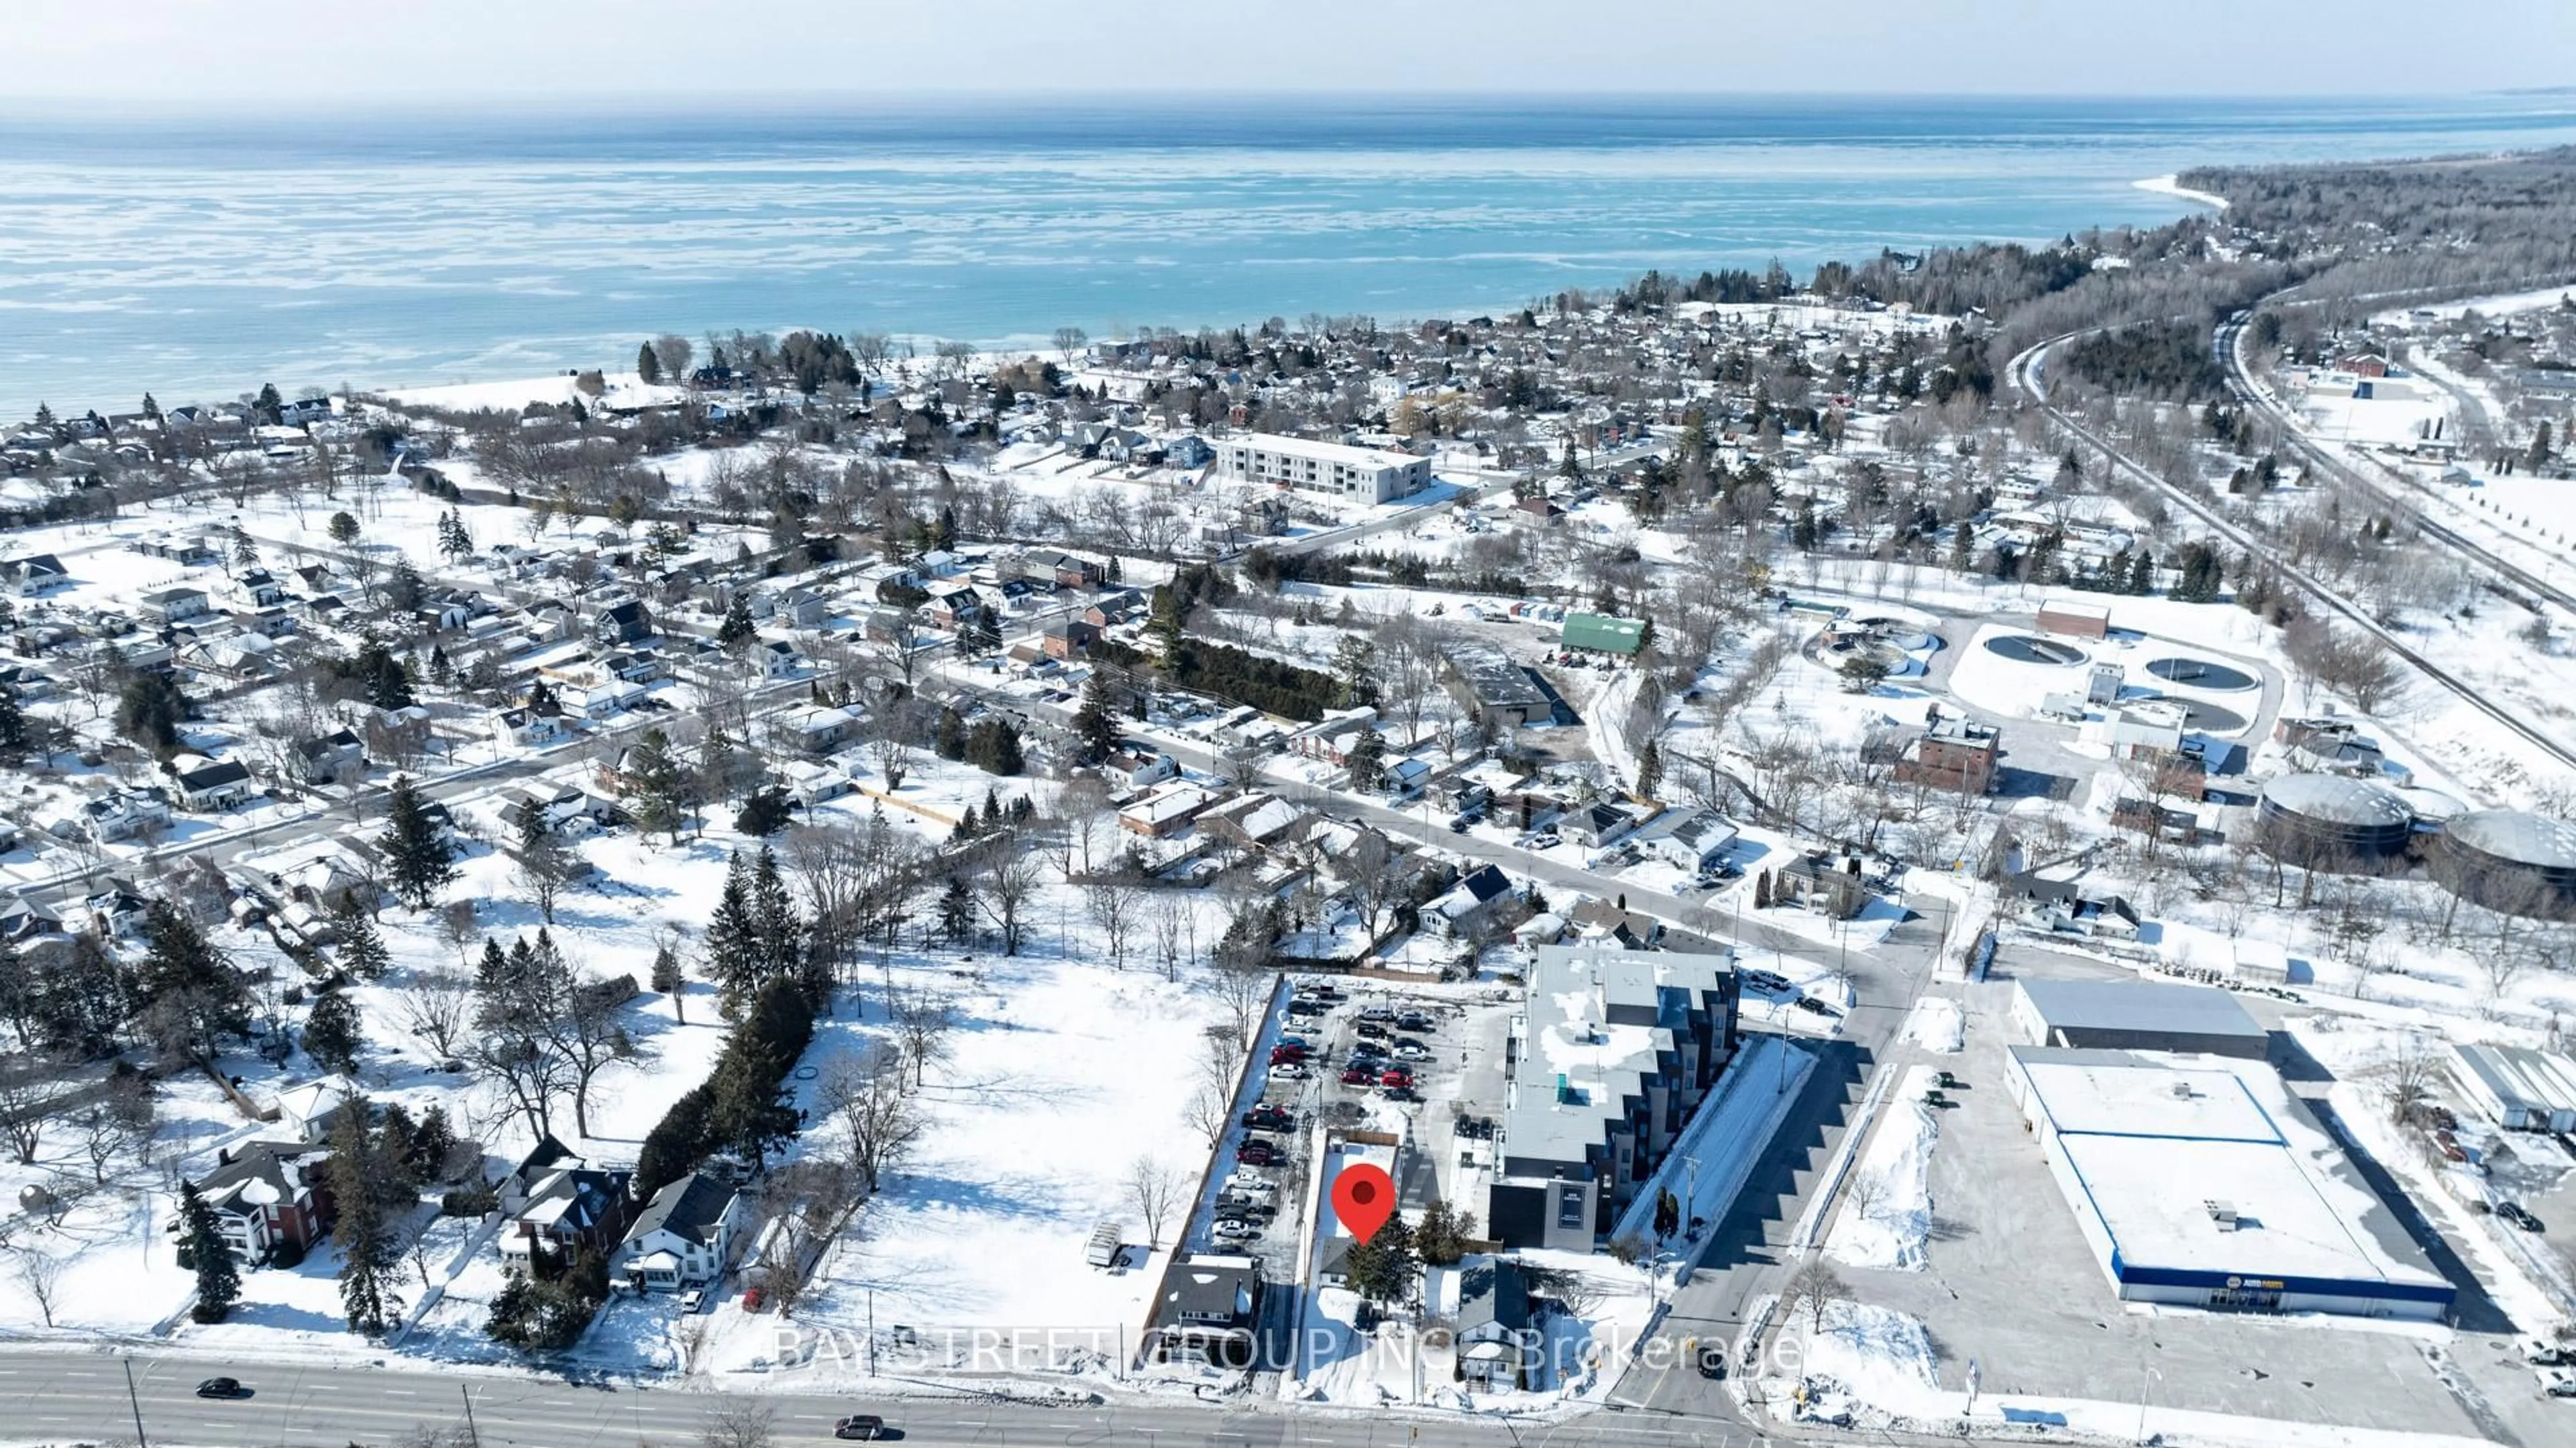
787,704,865,756
1198,790,1307,854
502,1164,635,1268
593,599,653,645
494,707,573,749
1102,746,1180,793
1560,800,1641,849
1119,780,1217,837
1146,1254,1265,1367
758,639,805,678
1016,550,1106,590
0,554,69,596
188,1141,334,1264
1424,863,1519,941
1772,853,1865,919
1040,619,1099,660
83,786,173,843
1454,1260,1535,1389
1631,810,1739,874
2010,874,2142,941
291,729,366,786
615,1172,746,1292
141,586,212,624
172,758,257,811
274,1076,362,1143
231,569,285,608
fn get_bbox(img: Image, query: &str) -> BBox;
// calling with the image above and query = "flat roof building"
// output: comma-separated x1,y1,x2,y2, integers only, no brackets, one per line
1489,943,1739,1253
1440,639,1552,731
2449,1041,2576,1133
2012,978,2267,1059
1560,611,1645,656
1217,433,1430,505
2008,1047,2453,1321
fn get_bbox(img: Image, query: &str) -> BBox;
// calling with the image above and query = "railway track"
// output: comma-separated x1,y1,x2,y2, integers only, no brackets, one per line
2008,332,2576,776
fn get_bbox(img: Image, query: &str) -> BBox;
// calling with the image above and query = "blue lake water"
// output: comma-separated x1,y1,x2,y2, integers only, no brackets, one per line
3,93,2575,418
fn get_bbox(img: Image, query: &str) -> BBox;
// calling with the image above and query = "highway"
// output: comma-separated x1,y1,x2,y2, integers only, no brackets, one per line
0,1350,1794,1447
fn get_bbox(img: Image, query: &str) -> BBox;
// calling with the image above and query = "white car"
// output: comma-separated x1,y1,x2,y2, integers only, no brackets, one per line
1223,1172,1276,1196
2526,1338,2571,1367
677,1290,705,1314
1212,1219,1260,1241
1393,1043,1434,1062
1268,1062,1308,1081
2538,1366,2576,1398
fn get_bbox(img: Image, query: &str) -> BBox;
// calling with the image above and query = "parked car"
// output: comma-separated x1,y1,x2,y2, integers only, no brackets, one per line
1397,1010,1432,1031
1268,1062,1308,1081
1354,1021,1390,1039
1379,1067,1415,1088
196,1378,248,1400
2501,1201,2546,1233
1222,1173,1277,1197
1340,1066,1377,1085
677,1289,705,1313
1212,1219,1260,1241
1393,1043,1433,1062
1382,1084,1421,1102
1791,996,1838,1016
1238,1142,1279,1167
742,1286,766,1311
834,1414,888,1439
1521,833,1560,850
2524,1337,2571,1367
2539,1367,2576,1398
1269,1044,1305,1065
1287,997,1326,1017
1244,1106,1293,1130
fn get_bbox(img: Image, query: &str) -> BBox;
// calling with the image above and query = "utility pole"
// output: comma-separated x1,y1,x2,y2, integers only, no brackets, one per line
460,1384,482,1448
121,1358,148,1448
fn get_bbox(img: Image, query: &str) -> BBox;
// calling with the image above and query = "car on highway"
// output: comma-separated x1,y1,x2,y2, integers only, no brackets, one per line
195,1378,248,1400
833,1412,890,1439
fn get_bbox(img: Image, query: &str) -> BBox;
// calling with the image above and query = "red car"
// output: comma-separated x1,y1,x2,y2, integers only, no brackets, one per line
1269,1043,1305,1065
1238,1142,1279,1167
742,1286,766,1312
1340,1066,1375,1085
1379,1068,1413,1088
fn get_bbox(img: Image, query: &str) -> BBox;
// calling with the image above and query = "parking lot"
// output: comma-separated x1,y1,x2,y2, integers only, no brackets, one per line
1823,967,2502,1440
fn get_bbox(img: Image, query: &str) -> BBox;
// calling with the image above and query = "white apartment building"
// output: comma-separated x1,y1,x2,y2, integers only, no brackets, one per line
1218,434,1430,504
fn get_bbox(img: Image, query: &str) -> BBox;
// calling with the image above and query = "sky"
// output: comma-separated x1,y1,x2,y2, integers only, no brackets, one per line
10,1,2575,107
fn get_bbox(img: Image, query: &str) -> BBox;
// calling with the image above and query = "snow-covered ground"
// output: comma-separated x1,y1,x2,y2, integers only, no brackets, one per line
1825,1067,1938,1272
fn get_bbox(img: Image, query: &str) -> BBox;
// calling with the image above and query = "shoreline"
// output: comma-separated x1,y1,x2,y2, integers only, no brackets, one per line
2134,172,2229,211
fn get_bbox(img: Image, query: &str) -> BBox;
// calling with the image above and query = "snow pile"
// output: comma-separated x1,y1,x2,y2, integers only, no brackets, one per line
1793,1298,1945,1425
1826,1068,1938,1272
1903,997,1964,1053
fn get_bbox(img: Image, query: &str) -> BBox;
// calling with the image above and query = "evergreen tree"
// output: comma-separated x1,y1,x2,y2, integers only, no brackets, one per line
303,989,364,1074
141,392,160,421
1415,1196,1467,1267
378,775,458,911
2128,548,2155,595
513,798,574,924
1949,519,1975,574
326,1106,405,1337
333,900,392,980
1345,729,1387,792
750,847,805,990
138,900,248,1064
1073,671,1121,764
703,853,761,1017
934,705,967,761
967,719,1024,776
32,402,55,430
181,1180,242,1322
618,728,688,843
328,511,361,546
1342,1217,1419,1307
938,874,975,943
1332,635,1380,709
716,594,758,655
637,341,663,386
733,785,794,837
427,644,454,690
115,672,191,758
1753,871,1772,910
651,942,686,1025
2529,420,2555,471
1635,739,1663,800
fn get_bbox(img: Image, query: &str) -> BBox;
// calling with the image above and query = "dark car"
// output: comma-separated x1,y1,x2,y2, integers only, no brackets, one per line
834,1414,888,1440
1354,1021,1390,1039
2501,1202,2546,1233
1382,1085,1421,1102
1791,996,1839,1016
1697,1344,1728,1378
1243,1106,1293,1130
1238,1141,1279,1168
195,1378,247,1400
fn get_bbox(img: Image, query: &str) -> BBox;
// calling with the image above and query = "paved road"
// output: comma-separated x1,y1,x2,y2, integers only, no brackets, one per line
0,1351,1793,1448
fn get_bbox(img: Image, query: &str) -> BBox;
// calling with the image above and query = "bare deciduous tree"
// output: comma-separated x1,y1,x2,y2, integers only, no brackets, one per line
395,969,472,1062
818,1057,921,1192
1126,1155,1184,1249
17,1249,64,1327
889,990,956,1089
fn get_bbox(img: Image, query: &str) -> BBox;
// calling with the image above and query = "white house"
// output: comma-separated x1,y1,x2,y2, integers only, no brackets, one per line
615,1172,746,1292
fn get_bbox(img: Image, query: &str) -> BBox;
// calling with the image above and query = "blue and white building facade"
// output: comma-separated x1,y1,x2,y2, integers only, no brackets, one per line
2008,1045,2453,1321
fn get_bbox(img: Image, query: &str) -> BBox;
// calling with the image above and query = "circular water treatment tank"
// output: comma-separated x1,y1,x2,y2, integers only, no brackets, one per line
2144,656,2257,691
2257,772,2414,859
2174,701,2249,734
1984,634,2087,666
2439,809,2576,907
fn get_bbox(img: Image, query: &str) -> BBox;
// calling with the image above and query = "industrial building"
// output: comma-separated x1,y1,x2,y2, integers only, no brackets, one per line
2255,772,2414,862
1488,943,1741,1252
1440,639,1553,731
2434,809,2576,912
1216,433,1430,504
2449,1041,2576,1133
2008,1047,2454,1321
2012,978,2269,1059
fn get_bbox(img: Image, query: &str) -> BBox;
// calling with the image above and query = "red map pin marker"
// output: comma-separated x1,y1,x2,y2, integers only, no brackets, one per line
1331,1163,1396,1244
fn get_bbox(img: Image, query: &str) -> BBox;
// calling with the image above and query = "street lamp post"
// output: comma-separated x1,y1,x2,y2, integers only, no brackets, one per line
121,1357,149,1448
